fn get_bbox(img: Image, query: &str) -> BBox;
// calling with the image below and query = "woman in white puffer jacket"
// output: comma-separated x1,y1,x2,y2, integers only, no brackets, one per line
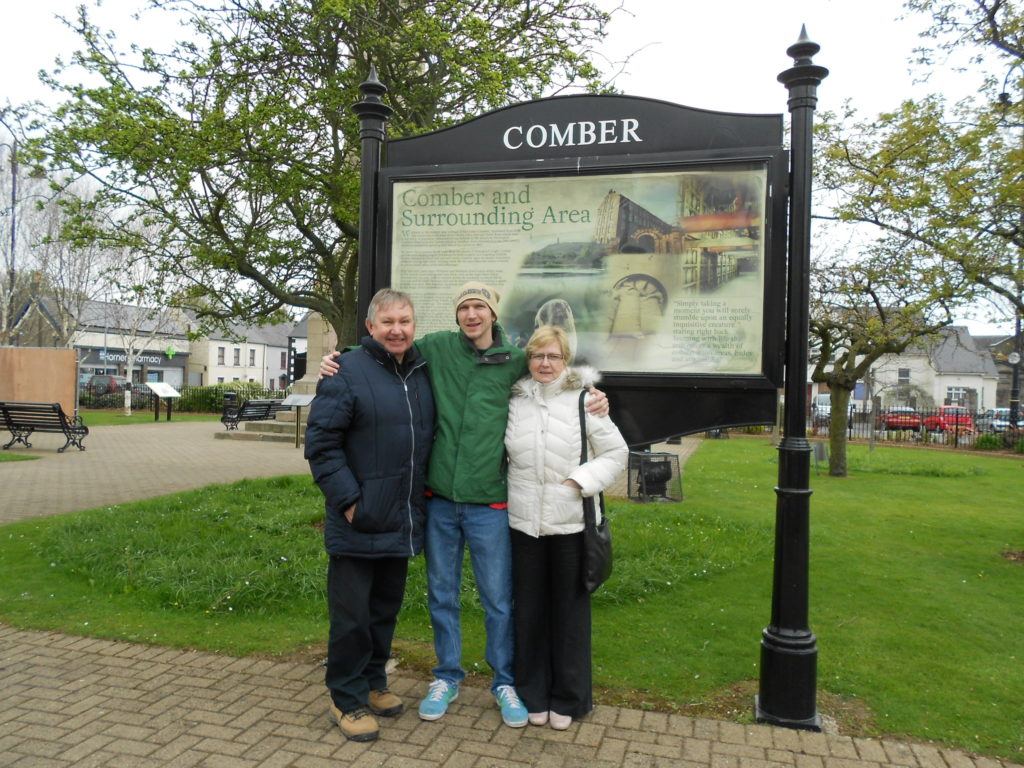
504,325,628,730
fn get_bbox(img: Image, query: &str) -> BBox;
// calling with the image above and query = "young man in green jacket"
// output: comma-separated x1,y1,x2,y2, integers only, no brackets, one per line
321,282,607,727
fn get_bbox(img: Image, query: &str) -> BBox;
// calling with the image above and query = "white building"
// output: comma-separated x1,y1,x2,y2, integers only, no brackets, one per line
12,297,309,391
187,320,298,389
869,326,999,411
73,300,191,387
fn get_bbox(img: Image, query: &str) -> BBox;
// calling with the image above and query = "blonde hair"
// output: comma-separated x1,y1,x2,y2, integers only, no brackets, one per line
525,325,571,363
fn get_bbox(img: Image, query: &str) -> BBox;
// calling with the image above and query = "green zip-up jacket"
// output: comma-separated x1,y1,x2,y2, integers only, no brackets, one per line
416,324,527,504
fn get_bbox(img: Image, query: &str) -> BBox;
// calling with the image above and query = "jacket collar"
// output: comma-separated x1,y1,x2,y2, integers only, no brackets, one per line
512,365,601,398
459,322,516,364
359,336,425,375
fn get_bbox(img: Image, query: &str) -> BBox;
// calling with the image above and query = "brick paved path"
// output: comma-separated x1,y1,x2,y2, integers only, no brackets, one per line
0,421,310,524
3,625,1019,768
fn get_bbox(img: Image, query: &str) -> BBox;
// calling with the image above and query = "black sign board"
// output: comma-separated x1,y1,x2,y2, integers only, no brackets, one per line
365,93,786,445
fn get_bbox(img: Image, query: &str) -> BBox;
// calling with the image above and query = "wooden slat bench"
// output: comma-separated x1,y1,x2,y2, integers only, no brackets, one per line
0,401,89,452
220,399,291,430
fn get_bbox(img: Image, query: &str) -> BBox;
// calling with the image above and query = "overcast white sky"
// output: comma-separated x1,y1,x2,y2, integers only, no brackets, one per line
0,0,1012,333
0,0,958,114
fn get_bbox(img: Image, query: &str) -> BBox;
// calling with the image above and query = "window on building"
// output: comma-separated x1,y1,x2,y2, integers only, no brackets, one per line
233,348,240,366
898,368,911,384
217,347,225,365
249,349,256,366
280,351,287,368
217,376,224,384
946,386,968,405
233,377,239,381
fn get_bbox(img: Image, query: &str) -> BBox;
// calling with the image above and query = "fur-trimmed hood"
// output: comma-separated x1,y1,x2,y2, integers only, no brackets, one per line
511,365,601,398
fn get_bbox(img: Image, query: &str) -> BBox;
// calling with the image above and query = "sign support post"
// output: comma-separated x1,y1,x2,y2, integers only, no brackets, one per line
352,66,393,340
755,27,828,731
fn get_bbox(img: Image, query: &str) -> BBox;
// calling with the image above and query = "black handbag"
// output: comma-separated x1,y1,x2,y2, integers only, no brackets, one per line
578,391,612,593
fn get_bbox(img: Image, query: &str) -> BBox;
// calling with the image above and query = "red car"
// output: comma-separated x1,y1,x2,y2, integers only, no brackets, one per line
922,406,975,433
882,406,922,431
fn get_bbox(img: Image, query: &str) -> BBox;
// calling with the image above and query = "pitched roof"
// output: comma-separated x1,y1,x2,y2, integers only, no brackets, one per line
928,326,999,377
202,319,297,347
973,334,1012,348
77,299,191,337
12,296,62,334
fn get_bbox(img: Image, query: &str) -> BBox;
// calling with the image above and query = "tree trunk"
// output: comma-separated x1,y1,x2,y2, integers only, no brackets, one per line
325,309,355,351
828,386,853,477
123,355,134,416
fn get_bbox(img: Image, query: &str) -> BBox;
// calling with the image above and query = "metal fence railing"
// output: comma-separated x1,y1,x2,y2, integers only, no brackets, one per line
806,405,1023,450
78,383,288,413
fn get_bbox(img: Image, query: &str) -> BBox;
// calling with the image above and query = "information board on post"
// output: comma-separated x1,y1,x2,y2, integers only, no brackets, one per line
366,94,788,443
390,165,768,376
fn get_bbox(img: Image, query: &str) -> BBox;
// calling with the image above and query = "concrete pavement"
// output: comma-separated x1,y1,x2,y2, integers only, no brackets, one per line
0,420,309,524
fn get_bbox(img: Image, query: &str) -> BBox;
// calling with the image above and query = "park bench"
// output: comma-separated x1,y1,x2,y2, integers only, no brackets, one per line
0,401,89,452
220,398,291,430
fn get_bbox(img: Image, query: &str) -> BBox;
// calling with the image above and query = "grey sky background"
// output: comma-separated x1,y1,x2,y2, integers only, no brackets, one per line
1,0,1011,334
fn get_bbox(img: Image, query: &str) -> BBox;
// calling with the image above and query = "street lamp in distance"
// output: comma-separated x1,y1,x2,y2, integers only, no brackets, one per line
997,85,1023,433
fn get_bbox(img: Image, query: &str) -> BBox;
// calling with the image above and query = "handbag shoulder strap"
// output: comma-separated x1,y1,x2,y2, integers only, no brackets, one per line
578,390,588,463
578,390,597,528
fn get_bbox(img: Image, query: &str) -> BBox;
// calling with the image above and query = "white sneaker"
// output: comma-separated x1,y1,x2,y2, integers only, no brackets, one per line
549,711,572,730
528,711,548,726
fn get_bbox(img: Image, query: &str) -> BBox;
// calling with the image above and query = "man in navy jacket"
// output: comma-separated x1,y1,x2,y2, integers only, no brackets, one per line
305,288,435,742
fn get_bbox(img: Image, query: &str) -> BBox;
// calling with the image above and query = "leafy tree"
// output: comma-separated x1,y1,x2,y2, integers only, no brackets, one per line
818,0,1023,323
816,95,1021,322
807,0,1024,472
92,273,179,416
808,243,965,476
1,128,110,346
34,0,612,346
908,0,1023,71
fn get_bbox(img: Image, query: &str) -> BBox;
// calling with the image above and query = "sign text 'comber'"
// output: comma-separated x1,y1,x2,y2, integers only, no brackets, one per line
502,119,642,150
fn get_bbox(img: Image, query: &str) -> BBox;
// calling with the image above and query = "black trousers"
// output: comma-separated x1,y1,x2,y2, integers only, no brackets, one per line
511,529,593,718
326,554,409,712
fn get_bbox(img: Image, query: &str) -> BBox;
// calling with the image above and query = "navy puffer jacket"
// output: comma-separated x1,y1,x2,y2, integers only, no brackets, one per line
305,337,435,558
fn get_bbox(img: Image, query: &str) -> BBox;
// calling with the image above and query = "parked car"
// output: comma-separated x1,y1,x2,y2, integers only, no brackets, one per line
922,405,975,433
811,393,832,425
977,407,1021,432
881,406,922,431
86,374,131,395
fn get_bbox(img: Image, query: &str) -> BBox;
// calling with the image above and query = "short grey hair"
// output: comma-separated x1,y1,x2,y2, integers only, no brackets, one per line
367,288,415,323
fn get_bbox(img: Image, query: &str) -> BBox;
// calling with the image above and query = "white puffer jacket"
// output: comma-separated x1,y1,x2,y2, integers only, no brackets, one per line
504,367,628,537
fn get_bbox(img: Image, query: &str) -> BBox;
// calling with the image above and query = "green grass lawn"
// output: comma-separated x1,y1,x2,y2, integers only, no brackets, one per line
0,438,1020,759
78,409,220,426
0,452,38,462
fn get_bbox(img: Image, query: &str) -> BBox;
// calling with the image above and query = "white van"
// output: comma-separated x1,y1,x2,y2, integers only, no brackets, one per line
812,393,832,424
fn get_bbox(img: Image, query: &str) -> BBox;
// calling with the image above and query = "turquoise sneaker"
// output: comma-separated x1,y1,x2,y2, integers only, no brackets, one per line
494,685,528,728
418,679,458,721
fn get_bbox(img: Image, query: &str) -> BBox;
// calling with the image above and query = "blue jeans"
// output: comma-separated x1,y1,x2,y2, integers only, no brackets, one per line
425,496,513,692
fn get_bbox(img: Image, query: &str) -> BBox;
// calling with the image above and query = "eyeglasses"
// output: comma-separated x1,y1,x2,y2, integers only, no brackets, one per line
528,353,564,362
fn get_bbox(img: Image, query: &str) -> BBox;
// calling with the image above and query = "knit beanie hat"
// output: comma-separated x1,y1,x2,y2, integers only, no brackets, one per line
453,282,500,319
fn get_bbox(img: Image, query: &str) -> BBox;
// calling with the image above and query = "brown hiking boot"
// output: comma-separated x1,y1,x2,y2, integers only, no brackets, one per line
369,688,404,717
329,703,379,742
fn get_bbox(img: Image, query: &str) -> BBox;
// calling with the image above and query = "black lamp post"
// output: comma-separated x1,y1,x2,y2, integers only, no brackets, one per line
351,65,393,339
998,79,1022,431
0,113,16,341
755,27,827,731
